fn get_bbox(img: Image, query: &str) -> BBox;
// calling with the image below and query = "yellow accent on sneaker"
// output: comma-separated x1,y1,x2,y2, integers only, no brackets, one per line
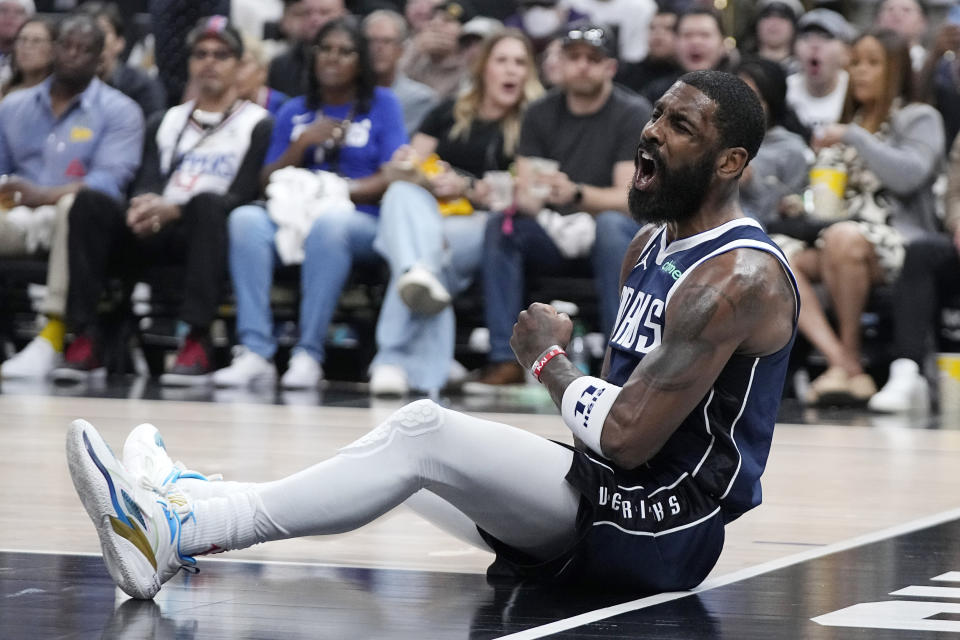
38,317,66,353
109,515,158,570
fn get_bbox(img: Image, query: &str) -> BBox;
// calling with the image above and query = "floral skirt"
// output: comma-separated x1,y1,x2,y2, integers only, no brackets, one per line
771,220,905,285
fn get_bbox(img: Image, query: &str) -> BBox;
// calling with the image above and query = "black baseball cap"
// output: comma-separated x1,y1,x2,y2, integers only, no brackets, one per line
186,15,244,57
561,23,617,58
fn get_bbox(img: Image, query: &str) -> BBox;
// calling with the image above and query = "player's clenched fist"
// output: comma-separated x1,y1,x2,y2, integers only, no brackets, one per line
510,303,573,369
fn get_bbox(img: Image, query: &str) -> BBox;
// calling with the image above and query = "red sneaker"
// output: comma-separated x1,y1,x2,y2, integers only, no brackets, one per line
160,335,213,386
51,335,105,382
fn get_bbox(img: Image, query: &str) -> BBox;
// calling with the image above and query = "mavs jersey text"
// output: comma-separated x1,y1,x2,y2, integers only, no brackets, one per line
553,217,800,590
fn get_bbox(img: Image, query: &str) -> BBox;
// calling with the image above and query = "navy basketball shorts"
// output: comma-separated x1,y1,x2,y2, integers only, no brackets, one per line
479,443,725,593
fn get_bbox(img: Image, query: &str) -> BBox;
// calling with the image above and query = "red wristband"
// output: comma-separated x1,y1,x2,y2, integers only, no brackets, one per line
531,345,566,381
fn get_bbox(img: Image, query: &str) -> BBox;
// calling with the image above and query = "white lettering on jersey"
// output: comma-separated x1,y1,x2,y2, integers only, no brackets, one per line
652,502,665,521
612,286,664,354
669,495,681,515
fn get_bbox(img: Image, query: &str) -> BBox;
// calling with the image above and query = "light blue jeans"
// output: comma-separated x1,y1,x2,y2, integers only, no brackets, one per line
228,204,379,363
372,181,487,391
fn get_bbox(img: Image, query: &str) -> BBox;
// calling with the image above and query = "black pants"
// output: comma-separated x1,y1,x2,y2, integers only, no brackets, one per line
893,232,960,363
67,188,230,334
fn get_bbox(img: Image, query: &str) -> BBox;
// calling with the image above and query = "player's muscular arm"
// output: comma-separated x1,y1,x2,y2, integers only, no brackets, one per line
537,227,655,406
597,251,793,469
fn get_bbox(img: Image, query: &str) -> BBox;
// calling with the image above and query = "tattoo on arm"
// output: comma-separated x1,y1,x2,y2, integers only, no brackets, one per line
634,282,732,393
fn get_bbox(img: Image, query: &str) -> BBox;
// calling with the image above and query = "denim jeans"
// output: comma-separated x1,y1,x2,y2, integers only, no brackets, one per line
372,181,487,391
482,209,640,363
228,204,379,363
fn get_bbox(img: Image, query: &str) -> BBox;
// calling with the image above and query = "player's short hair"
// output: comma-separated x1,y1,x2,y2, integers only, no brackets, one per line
679,69,765,162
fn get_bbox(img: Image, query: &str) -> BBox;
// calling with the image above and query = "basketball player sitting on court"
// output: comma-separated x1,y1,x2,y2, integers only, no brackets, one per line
66,70,800,599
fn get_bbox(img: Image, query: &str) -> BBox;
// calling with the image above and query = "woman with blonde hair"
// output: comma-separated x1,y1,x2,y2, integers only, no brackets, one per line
370,28,544,395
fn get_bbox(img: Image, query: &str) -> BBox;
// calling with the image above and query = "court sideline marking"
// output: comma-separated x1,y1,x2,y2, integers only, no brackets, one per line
494,505,960,640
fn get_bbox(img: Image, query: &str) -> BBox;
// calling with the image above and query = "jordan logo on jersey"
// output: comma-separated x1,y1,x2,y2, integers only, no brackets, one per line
610,285,665,354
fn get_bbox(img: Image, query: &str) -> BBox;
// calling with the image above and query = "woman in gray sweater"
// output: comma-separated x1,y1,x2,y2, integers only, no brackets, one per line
791,29,945,406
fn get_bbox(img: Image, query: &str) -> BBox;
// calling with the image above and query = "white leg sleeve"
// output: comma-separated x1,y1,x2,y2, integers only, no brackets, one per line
403,490,493,552
181,400,580,561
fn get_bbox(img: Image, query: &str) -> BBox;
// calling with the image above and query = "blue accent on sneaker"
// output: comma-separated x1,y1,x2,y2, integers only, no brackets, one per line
154,432,166,450
178,471,210,481
83,430,133,530
158,502,178,545
157,500,198,569
121,489,146,529
161,468,211,487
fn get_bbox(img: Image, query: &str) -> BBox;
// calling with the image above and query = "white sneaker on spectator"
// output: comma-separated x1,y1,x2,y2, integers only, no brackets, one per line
211,346,276,388
448,359,469,386
868,358,930,413
397,265,451,315
1,337,61,379
369,364,408,396
281,351,323,389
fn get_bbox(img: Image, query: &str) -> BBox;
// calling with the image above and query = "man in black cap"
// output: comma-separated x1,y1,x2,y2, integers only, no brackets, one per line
471,22,652,389
400,0,473,98
54,15,274,385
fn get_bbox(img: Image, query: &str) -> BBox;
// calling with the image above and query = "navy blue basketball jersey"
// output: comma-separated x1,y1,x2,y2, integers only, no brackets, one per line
605,217,799,523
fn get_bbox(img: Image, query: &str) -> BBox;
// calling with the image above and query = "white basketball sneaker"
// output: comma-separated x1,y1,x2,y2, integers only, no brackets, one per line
122,423,219,496
868,358,931,413
65,419,197,599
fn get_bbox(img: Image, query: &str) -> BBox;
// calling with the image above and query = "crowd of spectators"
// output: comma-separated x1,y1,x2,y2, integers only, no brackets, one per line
0,0,957,415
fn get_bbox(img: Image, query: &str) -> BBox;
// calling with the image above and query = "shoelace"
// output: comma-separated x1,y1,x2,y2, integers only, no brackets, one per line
136,460,223,577
138,461,223,497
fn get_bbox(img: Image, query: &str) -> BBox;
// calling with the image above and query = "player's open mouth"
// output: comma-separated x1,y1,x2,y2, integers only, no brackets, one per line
634,151,659,191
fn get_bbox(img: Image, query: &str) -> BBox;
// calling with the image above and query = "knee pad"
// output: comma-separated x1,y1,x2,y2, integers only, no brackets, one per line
339,399,444,456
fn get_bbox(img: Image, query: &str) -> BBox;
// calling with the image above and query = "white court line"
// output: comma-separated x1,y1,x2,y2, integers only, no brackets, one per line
494,505,960,640
0,547,484,574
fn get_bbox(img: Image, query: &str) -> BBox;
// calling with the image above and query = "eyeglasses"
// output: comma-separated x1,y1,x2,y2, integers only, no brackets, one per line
563,27,610,50
314,44,358,59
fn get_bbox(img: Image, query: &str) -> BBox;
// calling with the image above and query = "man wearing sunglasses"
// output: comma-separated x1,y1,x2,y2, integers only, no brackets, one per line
473,23,651,389
51,16,273,386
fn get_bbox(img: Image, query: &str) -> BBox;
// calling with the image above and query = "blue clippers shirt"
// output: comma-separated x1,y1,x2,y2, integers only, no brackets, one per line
605,218,799,523
265,87,407,216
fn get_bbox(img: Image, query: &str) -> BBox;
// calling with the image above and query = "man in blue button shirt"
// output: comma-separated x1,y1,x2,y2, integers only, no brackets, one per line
0,13,143,380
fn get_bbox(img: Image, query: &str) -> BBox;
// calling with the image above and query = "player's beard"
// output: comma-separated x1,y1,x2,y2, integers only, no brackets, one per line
628,147,717,226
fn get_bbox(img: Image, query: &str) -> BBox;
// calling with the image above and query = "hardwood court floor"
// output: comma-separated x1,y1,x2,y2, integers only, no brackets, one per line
1,381,959,638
